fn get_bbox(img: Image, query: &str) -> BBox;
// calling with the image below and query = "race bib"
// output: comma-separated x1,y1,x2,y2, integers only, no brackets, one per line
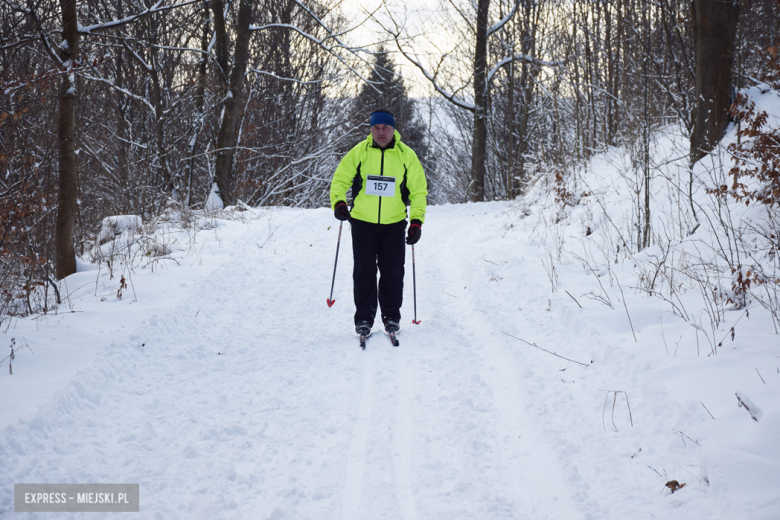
366,175,396,197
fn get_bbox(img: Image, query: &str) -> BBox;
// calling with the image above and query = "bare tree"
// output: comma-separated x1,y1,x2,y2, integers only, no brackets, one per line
381,0,565,201
690,0,741,164
210,0,253,207
55,0,80,279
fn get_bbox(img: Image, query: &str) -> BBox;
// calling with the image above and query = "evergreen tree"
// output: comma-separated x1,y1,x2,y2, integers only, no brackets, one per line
349,46,432,175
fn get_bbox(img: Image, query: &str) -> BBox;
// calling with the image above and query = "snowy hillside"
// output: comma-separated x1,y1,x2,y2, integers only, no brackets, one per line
1,91,779,519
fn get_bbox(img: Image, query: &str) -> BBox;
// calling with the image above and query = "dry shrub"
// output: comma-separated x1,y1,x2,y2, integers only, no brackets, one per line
715,92,780,206
554,170,589,207
712,43,780,206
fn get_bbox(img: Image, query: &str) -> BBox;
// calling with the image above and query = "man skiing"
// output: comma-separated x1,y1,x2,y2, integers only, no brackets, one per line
330,109,428,342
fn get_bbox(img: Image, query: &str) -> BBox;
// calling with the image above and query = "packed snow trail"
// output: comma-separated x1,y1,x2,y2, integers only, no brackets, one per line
340,347,373,519
0,203,757,519
0,204,578,519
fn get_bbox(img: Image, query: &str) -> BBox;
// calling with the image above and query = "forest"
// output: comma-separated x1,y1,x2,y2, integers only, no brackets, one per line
1,0,779,320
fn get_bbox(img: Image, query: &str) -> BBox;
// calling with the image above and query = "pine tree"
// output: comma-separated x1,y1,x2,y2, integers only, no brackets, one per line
350,46,430,171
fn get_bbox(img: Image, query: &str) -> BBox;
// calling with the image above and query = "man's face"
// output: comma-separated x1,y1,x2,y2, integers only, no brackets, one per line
371,124,394,148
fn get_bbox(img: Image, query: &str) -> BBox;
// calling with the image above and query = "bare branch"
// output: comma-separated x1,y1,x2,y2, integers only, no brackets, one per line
487,0,519,36
78,0,202,35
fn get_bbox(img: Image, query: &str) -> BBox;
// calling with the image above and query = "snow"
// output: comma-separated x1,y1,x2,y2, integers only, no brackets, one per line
97,215,142,244
1,93,779,518
735,391,763,423
75,257,98,273
205,182,224,211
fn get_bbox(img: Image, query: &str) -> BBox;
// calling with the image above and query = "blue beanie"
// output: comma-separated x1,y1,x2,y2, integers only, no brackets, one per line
370,110,395,128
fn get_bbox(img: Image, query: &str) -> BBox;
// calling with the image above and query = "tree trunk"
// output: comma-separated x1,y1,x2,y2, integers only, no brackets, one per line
516,72,534,192
212,0,253,207
515,4,539,198
605,1,615,145
572,7,583,164
56,0,79,280
470,0,490,202
115,0,132,213
507,53,515,198
690,0,741,164
184,0,211,207
149,52,175,200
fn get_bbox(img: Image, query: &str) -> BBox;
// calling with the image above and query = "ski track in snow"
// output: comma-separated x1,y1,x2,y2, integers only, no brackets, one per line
411,204,584,520
340,346,373,520
0,203,750,519
392,345,417,520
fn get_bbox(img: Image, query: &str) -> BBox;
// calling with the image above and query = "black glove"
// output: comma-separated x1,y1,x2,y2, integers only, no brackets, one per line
406,219,422,245
334,201,350,221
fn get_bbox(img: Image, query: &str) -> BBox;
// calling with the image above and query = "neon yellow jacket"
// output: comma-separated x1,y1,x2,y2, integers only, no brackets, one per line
330,131,428,225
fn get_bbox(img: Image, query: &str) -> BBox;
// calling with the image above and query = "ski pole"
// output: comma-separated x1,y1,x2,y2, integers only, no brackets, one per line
327,221,343,307
412,244,420,324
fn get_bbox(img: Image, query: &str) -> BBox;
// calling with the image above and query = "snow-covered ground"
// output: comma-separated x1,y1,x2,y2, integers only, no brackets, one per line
1,90,779,519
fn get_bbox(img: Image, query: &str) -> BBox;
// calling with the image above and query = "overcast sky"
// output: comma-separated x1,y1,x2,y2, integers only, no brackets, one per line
338,0,457,97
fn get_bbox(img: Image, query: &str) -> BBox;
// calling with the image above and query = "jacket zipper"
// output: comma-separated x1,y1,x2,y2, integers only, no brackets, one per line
377,148,385,224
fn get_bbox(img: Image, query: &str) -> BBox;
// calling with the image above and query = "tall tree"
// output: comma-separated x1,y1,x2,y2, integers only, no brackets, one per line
211,0,254,207
384,0,567,201
208,0,366,207
352,46,427,157
491,0,544,198
182,0,212,207
690,0,741,164
55,0,79,280
472,0,490,201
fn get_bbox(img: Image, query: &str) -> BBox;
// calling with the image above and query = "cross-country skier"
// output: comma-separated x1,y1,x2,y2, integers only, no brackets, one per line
330,109,428,339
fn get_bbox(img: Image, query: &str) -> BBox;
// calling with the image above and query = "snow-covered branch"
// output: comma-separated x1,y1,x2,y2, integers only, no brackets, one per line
487,0,519,36
373,9,476,112
486,54,565,84
247,68,342,85
77,73,156,114
78,0,200,34
249,23,373,86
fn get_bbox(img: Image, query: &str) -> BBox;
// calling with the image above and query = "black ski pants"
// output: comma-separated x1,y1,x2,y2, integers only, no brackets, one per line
350,218,406,326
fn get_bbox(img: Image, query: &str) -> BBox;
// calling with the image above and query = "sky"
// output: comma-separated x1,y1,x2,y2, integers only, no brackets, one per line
338,0,467,97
